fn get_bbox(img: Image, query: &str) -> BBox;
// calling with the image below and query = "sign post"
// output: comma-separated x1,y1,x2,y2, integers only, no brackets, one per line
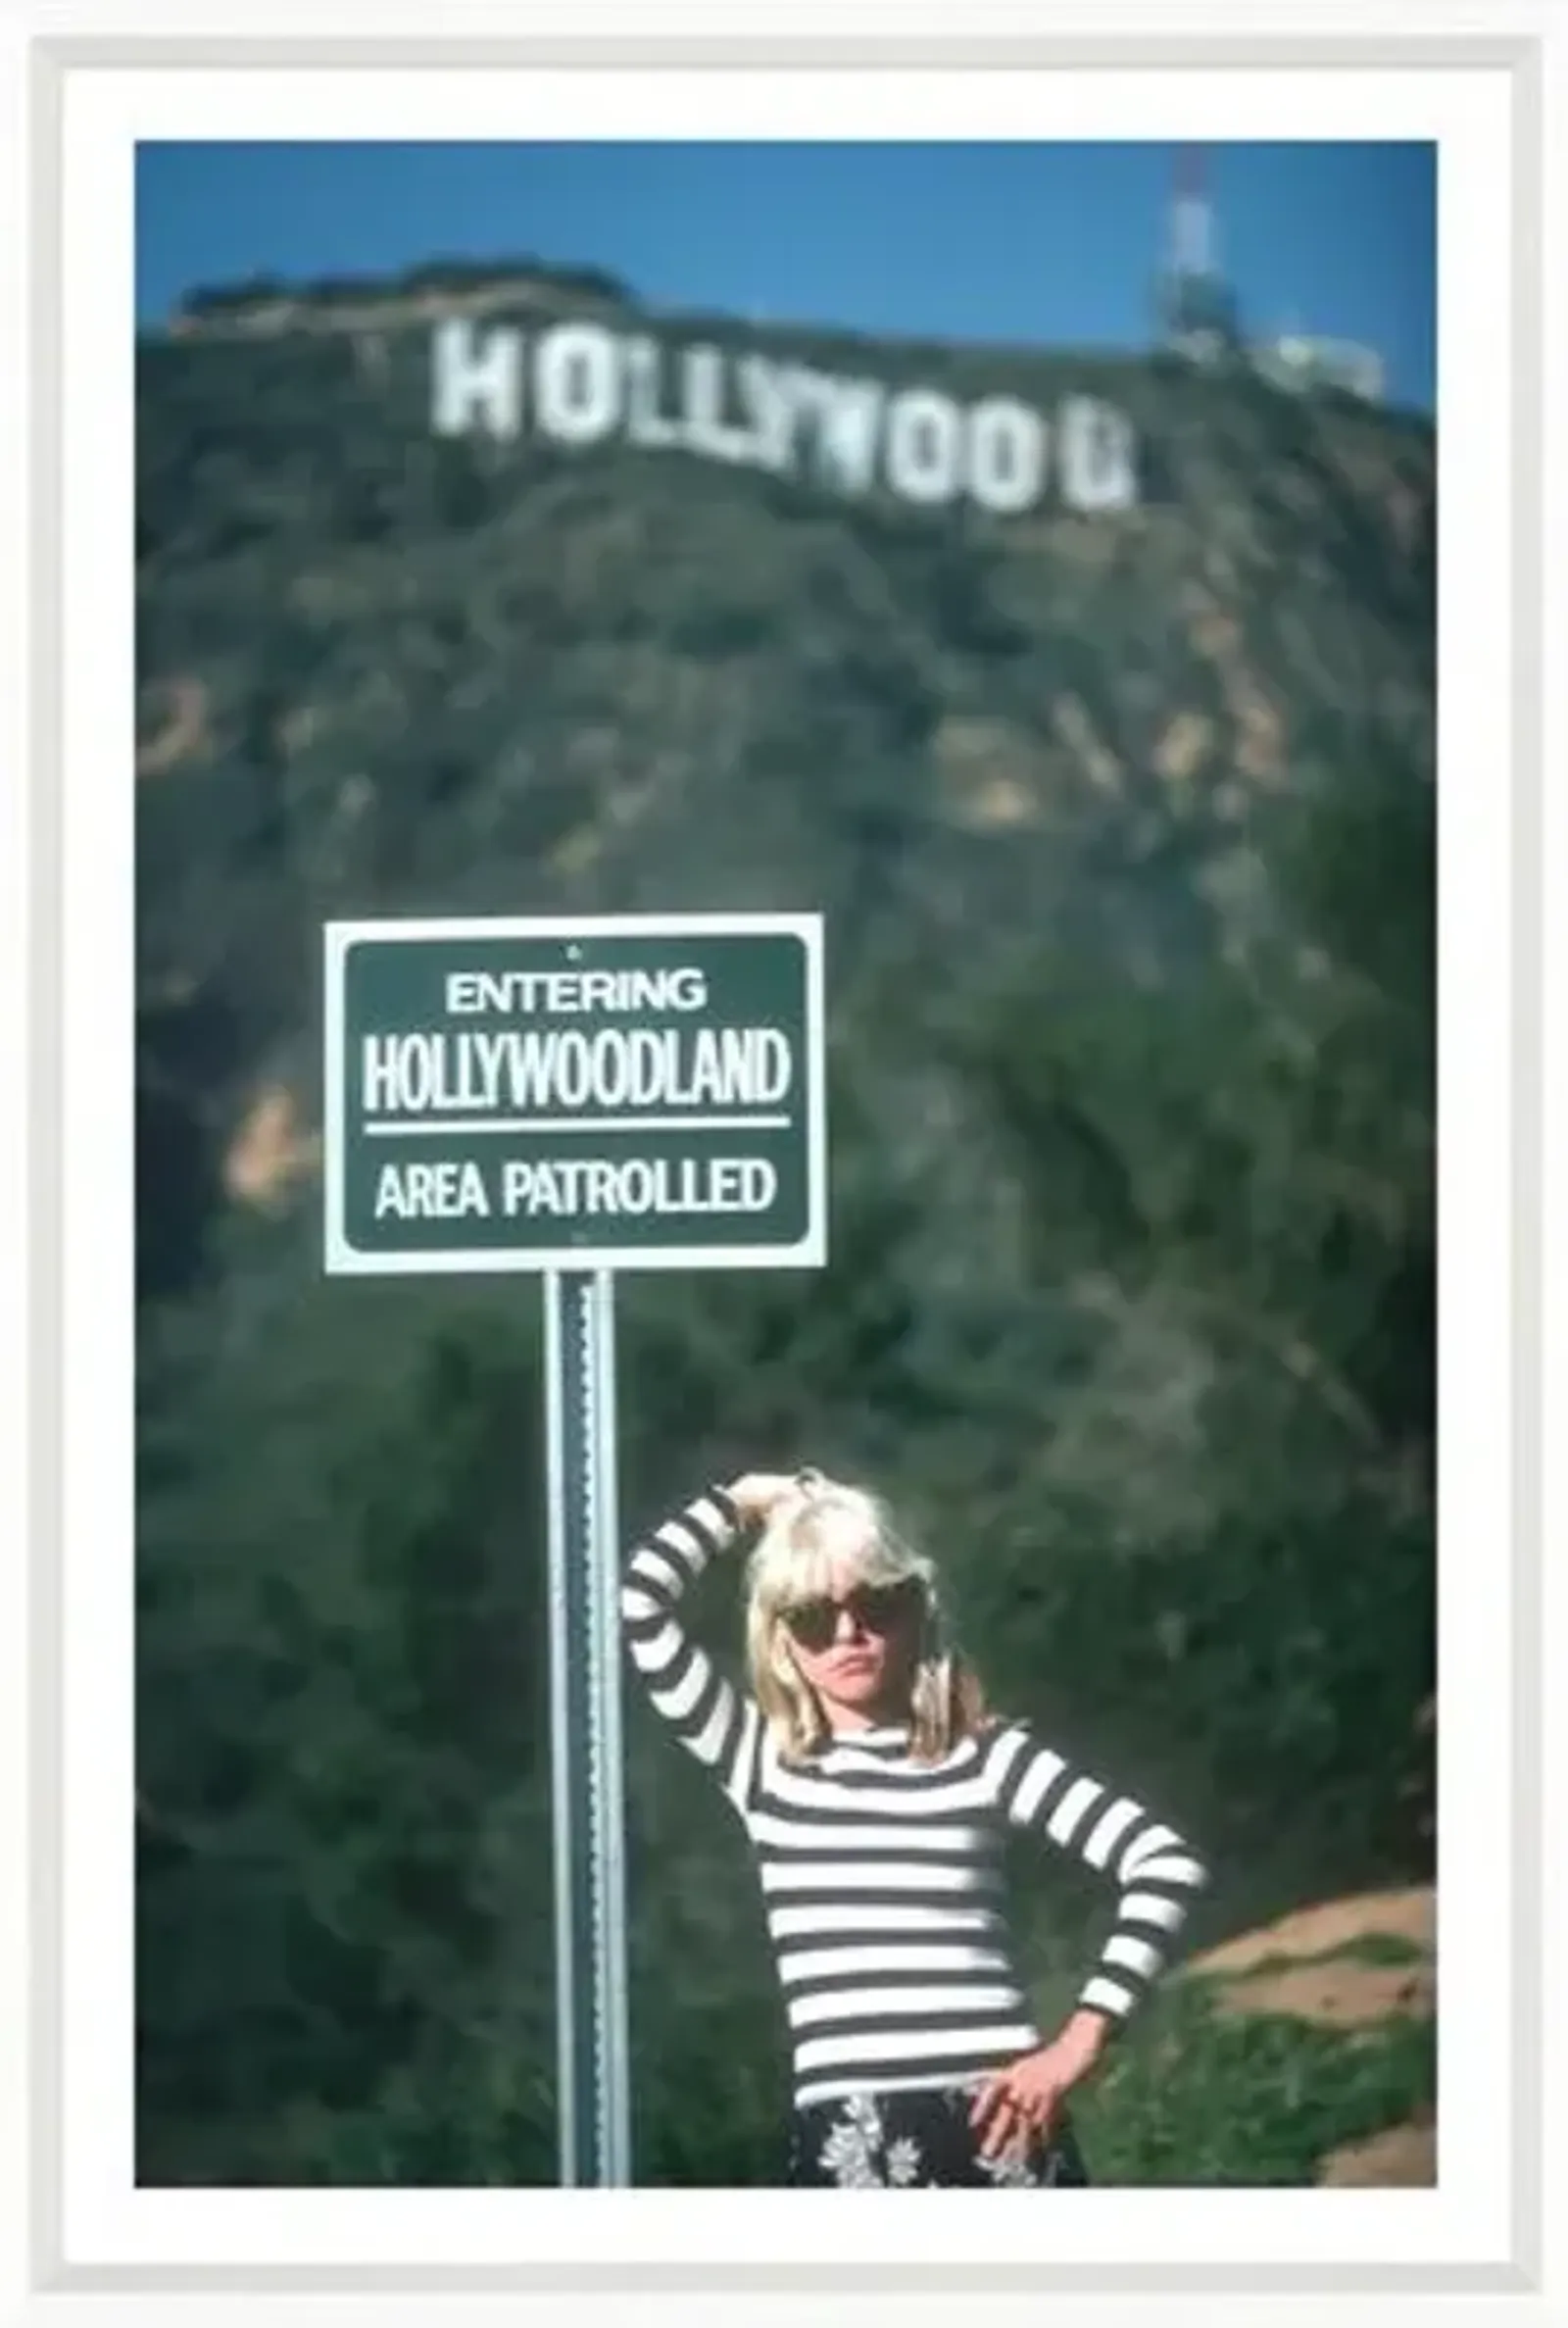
544,1267,627,2185
323,914,826,2184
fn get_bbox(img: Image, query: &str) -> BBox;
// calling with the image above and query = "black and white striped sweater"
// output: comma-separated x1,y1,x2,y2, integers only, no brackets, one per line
620,1484,1210,2110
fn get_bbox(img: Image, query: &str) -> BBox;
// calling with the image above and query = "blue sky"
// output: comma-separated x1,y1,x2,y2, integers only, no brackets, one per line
136,141,1436,411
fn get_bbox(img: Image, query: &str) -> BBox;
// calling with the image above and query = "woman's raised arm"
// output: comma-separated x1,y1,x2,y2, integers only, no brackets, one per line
618,1481,770,1818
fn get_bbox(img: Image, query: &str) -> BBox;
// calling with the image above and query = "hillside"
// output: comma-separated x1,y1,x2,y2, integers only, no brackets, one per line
134,264,1436,2187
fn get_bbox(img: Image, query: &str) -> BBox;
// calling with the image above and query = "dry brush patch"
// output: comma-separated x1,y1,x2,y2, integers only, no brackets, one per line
136,676,209,777
1181,1886,1435,2188
223,1085,320,1211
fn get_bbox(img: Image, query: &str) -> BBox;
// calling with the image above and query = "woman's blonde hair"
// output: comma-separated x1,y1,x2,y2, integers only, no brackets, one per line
743,1470,990,1766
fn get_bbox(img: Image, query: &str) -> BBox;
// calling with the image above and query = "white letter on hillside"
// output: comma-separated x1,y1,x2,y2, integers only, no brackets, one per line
884,389,962,506
681,345,760,465
966,397,1047,515
623,336,682,450
534,323,623,446
737,356,805,472
1058,398,1139,512
796,370,885,495
430,320,524,440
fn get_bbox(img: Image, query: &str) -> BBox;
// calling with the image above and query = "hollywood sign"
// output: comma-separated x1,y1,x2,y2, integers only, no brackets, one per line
430,318,1139,517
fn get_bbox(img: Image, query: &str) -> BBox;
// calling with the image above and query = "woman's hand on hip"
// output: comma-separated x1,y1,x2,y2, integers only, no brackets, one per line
968,2015,1110,2162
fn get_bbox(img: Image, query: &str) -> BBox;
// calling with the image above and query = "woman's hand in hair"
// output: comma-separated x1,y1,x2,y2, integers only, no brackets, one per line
724,1473,803,1528
968,2013,1111,2162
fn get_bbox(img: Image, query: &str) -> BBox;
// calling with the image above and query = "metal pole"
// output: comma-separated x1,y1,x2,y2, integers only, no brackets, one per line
543,1268,631,2187
588,1270,632,2182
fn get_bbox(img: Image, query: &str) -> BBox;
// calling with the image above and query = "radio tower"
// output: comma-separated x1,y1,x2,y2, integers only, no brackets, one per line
1157,144,1241,365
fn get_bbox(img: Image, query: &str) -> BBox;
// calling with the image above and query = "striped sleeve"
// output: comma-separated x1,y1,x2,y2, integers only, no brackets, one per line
988,1722,1209,2028
619,1484,761,1818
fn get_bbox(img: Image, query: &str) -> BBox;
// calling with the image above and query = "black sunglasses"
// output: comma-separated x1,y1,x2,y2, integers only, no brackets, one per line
780,1579,920,1654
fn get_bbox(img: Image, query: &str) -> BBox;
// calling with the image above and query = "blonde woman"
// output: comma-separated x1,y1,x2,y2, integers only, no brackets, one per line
620,1466,1210,2188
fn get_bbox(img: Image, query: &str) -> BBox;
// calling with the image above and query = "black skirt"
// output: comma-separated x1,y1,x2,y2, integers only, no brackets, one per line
788,2084,1091,2189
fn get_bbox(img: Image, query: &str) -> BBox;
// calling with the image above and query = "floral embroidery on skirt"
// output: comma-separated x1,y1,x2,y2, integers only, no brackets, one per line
789,2084,1091,2189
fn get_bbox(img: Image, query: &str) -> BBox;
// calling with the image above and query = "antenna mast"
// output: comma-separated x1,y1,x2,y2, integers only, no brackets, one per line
1157,141,1240,364
1171,143,1213,278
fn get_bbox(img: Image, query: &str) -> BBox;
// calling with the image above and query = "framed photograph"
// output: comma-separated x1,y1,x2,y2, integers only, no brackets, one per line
10,4,1553,2319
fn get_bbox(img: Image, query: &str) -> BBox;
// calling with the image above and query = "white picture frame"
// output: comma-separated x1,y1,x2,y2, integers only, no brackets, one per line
8,7,1555,2320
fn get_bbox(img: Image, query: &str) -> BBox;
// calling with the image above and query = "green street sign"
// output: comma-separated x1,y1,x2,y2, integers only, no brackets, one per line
322,914,826,1274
